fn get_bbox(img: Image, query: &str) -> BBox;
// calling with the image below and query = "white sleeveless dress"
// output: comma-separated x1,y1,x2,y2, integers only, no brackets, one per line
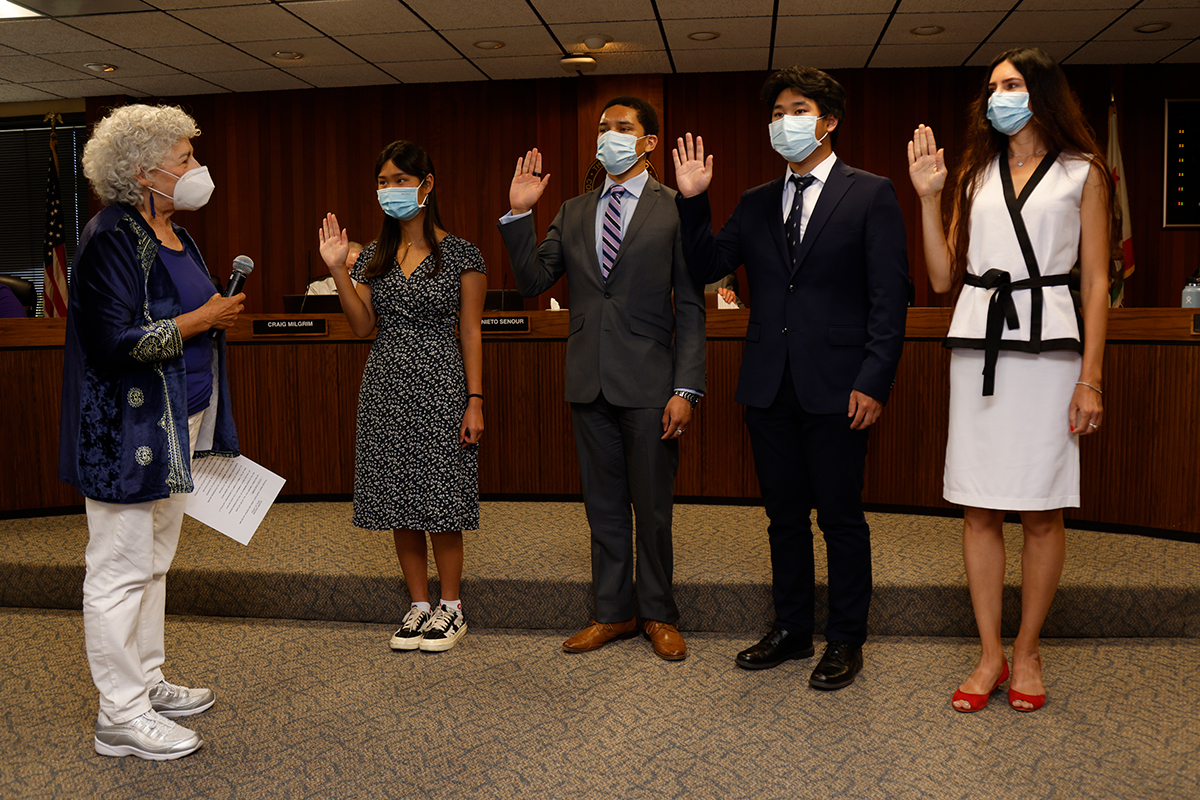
943,153,1090,511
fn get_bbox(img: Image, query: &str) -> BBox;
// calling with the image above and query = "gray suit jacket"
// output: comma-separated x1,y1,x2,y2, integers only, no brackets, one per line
499,176,706,407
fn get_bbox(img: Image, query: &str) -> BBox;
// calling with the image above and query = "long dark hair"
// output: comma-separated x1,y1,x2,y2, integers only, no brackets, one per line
947,48,1115,288
364,140,444,280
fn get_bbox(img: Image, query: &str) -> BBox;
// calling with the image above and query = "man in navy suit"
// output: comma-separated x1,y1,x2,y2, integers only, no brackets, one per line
673,66,908,689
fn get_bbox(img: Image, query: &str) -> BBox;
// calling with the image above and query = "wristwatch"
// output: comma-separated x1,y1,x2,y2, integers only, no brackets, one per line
673,390,700,409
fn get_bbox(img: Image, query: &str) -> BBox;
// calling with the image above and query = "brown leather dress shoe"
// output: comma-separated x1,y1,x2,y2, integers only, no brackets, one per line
562,619,638,653
642,620,687,661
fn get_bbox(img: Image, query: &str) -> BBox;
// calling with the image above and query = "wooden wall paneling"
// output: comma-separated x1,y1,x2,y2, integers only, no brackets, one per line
693,340,748,498
479,340,543,495
861,341,953,509
291,342,347,494
532,341,580,495
225,345,304,495
0,349,81,510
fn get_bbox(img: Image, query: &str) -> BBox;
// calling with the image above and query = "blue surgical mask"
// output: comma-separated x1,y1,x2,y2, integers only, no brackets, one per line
377,179,428,220
596,131,646,176
987,91,1032,136
768,114,829,163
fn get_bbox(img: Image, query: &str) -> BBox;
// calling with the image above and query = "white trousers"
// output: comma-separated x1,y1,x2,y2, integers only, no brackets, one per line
83,411,203,724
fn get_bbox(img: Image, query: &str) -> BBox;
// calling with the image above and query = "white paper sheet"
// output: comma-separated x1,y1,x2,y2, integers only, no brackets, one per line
184,455,285,546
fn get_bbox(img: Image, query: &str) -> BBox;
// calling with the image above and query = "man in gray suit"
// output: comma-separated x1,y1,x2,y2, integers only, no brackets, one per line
498,96,706,660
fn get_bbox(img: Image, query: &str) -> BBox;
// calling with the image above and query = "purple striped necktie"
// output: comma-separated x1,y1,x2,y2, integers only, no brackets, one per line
600,184,626,282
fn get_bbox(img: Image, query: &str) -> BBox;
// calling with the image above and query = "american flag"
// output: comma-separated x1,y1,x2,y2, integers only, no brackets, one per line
43,113,68,318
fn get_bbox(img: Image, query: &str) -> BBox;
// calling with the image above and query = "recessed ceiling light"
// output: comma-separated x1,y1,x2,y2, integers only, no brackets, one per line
474,40,505,50
84,62,117,73
1135,22,1171,34
578,34,612,50
272,51,303,61
687,32,720,42
910,26,944,36
0,1,40,19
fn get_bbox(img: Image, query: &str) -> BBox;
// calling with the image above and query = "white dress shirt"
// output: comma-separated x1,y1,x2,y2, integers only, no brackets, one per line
781,151,838,242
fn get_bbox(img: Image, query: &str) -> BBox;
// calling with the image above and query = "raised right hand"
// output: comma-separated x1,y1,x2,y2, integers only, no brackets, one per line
908,124,946,197
510,148,550,215
672,132,713,198
318,212,350,271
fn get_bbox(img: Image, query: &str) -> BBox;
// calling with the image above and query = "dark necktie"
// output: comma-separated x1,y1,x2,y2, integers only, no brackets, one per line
600,185,626,282
784,173,816,266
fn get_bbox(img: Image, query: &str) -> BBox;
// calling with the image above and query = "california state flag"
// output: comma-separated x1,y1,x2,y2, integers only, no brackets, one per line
1107,101,1134,307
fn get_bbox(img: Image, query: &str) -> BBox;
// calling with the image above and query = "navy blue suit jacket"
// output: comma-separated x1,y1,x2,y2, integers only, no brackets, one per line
677,159,909,413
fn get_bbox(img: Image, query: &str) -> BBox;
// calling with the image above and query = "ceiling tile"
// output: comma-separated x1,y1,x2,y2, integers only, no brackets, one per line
1066,39,1188,64
671,47,771,73
404,0,541,31
1018,0,1129,8
1141,0,1200,7
470,54,567,80
0,44,21,56
19,0,153,13
1161,40,1200,62
771,44,873,70
172,4,320,43
655,0,774,17
63,12,218,49
964,41,1087,66
775,15,890,47
989,9,1125,42
897,0,1013,10
1095,8,1200,41
203,68,310,92
440,26,561,59
108,72,228,95
0,54,99,81
533,0,655,24
883,11,1006,44
869,41,979,67
0,19,115,54
0,83,59,101
142,43,266,72
281,63,393,88
586,49,673,75
147,0,267,7
555,20,664,54
661,17,772,50
377,58,489,83
40,48,180,76
777,0,895,13
279,0,426,36
25,77,127,96
338,31,461,63
236,37,364,67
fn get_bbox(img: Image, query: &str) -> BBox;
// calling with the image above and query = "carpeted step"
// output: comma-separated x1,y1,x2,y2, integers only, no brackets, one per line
2,502,1196,637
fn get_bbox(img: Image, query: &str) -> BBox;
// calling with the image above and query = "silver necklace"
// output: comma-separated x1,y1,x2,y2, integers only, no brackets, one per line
1009,147,1046,167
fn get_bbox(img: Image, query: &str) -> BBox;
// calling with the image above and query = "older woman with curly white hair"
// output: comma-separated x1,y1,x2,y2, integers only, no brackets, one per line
59,104,245,760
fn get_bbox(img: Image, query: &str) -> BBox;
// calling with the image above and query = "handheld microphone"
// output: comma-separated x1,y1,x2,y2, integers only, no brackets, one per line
210,254,254,340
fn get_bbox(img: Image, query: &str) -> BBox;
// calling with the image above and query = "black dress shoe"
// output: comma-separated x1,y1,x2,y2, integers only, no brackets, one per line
735,627,815,671
808,641,864,690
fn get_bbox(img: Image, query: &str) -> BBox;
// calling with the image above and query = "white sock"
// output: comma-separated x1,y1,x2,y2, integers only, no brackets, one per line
412,601,431,613
440,598,462,613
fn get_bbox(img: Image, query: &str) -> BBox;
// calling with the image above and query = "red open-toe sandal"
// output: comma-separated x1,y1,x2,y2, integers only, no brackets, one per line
1008,687,1047,712
951,660,1009,713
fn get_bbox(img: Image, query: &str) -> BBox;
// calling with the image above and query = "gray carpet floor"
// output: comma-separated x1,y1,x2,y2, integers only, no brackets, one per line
1,609,1197,800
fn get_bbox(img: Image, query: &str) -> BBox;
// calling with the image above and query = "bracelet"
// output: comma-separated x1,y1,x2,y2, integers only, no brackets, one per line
467,393,484,401
1076,381,1102,395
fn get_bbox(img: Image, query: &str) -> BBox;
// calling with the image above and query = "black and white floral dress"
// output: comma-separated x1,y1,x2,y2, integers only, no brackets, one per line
350,235,485,531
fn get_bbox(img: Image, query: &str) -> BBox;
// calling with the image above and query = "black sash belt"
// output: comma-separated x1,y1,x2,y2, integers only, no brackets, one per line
965,270,1071,397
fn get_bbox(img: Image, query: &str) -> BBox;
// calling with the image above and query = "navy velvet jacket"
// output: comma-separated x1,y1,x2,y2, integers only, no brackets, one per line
59,204,239,504
677,160,909,413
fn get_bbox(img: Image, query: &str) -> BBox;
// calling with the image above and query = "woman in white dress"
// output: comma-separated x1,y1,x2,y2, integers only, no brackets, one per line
907,48,1114,712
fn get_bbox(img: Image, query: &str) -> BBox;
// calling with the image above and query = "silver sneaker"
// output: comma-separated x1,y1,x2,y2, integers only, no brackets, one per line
389,606,432,651
149,680,215,718
419,605,466,652
94,709,203,761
